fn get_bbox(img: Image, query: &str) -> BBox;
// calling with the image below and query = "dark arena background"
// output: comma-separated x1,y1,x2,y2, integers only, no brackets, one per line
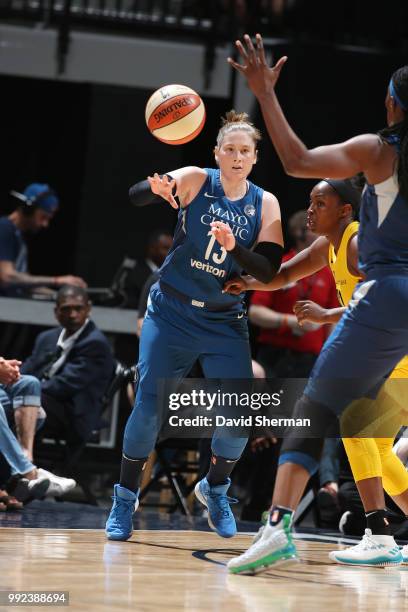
1,2,408,610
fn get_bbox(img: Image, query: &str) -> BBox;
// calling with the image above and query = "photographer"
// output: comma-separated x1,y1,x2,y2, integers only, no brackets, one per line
0,183,86,296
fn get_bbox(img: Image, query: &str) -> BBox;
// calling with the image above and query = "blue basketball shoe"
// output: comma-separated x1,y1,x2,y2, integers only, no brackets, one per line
105,484,139,541
194,477,237,538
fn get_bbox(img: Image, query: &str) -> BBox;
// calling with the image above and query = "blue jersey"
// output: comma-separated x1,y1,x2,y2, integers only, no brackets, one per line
358,173,408,276
159,168,263,308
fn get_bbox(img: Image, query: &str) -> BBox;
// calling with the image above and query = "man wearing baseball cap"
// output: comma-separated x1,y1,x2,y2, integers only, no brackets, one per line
0,183,86,296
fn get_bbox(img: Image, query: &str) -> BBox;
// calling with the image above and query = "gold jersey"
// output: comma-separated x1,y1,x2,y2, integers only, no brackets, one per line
328,221,360,307
328,221,408,376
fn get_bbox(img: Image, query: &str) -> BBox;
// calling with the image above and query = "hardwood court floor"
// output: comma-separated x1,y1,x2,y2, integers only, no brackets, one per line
0,528,407,612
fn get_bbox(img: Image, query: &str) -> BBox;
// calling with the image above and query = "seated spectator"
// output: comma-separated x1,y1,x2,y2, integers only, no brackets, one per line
0,400,49,505
0,183,86,297
124,229,172,309
21,285,116,450
0,374,45,462
0,357,75,503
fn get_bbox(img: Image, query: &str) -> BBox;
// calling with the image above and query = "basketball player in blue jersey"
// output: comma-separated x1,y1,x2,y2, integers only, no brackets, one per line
105,111,284,541
225,178,408,570
223,34,408,569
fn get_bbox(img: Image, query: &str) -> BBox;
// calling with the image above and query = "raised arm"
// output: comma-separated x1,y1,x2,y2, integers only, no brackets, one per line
228,34,382,180
129,166,207,209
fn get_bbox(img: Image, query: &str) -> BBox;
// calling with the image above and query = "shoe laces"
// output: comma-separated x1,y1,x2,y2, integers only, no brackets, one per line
110,496,134,525
208,493,238,519
239,526,285,561
252,525,265,543
348,531,382,552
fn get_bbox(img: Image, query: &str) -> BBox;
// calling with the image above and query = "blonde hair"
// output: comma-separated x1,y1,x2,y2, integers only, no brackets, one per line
216,110,262,148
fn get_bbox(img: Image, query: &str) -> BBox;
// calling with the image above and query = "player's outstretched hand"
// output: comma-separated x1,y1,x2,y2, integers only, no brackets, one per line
294,300,326,326
228,33,287,99
210,221,236,251
147,173,178,209
223,276,248,295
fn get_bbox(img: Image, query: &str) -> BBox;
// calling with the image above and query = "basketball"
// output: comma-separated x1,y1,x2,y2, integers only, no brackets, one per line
145,84,206,145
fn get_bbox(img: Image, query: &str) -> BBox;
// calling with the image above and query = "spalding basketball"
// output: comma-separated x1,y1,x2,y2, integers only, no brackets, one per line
145,84,206,145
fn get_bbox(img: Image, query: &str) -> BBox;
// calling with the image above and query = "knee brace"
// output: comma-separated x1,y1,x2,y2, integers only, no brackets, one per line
278,394,336,475
278,450,320,476
288,394,339,437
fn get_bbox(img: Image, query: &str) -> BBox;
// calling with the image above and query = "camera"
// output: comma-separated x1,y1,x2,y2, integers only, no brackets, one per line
102,362,138,406
115,363,138,385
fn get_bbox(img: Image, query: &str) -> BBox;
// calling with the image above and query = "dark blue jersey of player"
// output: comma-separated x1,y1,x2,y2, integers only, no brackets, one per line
359,173,408,276
159,168,263,309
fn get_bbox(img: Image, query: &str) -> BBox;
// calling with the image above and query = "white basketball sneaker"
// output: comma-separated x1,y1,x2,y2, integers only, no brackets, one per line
227,514,299,575
250,510,270,545
401,544,408,564
37,468,76,497
329,529,402,567
251,524,265,545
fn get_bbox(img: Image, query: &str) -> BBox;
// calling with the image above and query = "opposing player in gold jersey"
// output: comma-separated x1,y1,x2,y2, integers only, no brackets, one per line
225,178,408,571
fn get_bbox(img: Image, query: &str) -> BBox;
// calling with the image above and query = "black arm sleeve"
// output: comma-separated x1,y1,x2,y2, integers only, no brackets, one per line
229,241,283,283
128,175,175,207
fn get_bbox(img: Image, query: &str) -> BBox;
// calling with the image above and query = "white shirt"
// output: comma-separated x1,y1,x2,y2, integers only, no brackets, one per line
145,258,158,273
47,319,90,378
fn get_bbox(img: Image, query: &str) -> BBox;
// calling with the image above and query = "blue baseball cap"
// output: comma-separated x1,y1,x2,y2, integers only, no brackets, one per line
23,183,59,213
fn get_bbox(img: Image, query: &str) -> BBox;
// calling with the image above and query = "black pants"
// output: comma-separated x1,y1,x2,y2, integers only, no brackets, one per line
35,394,91,473
256,345,317,379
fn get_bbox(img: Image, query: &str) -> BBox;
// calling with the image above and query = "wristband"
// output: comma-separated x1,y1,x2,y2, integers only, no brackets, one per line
279,314,289,333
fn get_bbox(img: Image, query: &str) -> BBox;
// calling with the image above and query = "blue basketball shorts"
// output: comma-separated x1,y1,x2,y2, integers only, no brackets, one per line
305,275,408,415
123,285,253,459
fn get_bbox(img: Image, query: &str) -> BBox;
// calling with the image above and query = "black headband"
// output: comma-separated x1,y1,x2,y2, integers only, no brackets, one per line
322,179,361,210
